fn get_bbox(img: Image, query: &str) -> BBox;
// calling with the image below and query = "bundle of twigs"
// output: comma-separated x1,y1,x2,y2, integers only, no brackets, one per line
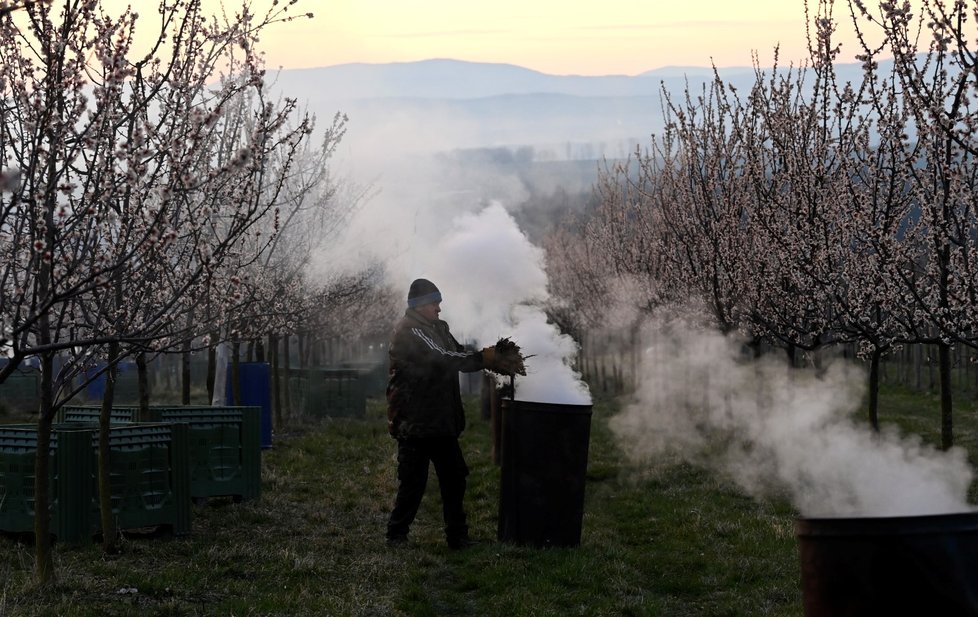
493,337,527,376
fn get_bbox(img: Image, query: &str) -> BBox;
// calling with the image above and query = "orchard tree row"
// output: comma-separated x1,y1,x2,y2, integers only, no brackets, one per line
546,0,978,446
0,0,392,582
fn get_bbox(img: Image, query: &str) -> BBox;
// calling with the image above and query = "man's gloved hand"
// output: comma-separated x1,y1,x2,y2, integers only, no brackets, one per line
484,337,526,376
481,346,496,370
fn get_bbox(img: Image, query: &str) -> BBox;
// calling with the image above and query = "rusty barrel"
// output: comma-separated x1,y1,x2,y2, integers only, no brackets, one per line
795,511,978,616
497,399,592,548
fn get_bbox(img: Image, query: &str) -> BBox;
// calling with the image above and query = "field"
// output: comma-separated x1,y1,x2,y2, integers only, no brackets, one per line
1,385,974,616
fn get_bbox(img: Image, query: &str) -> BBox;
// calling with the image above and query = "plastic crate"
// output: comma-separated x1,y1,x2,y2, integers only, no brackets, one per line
0,426,49,535
59,405,261,502
0,422,191,543
58,406,138,423
339,362,388,398
302,369,366,418
0,370,40,412
154,406,261,502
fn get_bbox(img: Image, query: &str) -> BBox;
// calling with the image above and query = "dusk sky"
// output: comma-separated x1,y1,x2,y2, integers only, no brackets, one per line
97,0,891,76
254,0,836,74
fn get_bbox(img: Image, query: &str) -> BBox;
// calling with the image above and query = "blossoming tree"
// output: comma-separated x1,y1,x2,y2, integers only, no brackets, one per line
0,0,322,583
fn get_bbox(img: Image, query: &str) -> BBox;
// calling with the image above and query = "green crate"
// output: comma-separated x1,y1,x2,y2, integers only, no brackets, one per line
339,362,388,398
0,370,40,412
59,405,261,502
0,427,49,534
302,369,367,418
0,422,190,543
154,406,261,502
58,406,138,423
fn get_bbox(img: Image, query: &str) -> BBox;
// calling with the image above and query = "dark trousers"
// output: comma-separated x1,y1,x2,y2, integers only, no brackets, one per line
387,435,469,542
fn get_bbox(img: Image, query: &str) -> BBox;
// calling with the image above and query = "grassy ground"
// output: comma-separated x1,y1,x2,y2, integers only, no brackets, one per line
2,384,974,616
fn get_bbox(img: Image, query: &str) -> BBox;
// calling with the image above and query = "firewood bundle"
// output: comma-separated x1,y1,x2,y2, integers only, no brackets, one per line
492,337,527,376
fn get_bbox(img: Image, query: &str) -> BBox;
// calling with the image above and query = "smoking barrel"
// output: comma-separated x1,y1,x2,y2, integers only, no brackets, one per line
497,398,592,547
795,511,978,616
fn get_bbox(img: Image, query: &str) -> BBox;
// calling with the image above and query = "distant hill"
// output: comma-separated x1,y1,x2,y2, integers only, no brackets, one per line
275,59,900,266
264,58,877,159
269,58,662,100
267,59,693,157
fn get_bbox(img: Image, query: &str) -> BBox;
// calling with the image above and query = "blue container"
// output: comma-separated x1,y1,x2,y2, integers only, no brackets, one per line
226,362,272,449
85,361,137,402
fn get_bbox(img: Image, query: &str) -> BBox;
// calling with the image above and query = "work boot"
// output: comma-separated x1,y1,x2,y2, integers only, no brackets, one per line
386,534,409,548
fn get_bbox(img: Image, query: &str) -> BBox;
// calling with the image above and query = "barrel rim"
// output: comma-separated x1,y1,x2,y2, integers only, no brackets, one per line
500,398,593,413
795,510,978,537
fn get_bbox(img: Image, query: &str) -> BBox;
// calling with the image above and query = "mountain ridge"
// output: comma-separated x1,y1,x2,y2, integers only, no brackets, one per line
270,58,681,101
264,57,877,157
267,57,873,101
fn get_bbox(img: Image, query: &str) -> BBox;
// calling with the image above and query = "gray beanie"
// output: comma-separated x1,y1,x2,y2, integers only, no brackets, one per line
407,278,442,308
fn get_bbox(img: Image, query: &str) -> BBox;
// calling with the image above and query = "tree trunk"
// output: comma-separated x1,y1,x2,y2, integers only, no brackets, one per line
928,344,936,393
270,332,282,428
282,334,293,418
136,352,149,418
33,351,56,586
33,181,60,586
181,344,191,405
98,343,121,554
915,343,923,391
206,334,217,403
940,341,954,450
179,310,194,404
957,345,965,393
868,348,881,432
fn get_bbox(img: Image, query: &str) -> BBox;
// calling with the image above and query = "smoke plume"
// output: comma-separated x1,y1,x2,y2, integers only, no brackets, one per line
611,318,973,517
317,143,591,405
423,203,590,405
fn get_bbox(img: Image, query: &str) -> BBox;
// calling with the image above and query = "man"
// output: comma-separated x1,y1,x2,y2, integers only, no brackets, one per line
385,278,501,549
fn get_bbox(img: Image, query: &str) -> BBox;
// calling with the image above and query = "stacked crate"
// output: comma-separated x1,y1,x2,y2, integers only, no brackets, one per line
0,423,191,543
58,405,261,502
302,368,367,418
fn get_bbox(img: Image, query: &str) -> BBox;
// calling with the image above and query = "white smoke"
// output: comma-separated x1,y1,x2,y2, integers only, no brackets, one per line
612,318,973,517
317,146,591,404
423,203,591,405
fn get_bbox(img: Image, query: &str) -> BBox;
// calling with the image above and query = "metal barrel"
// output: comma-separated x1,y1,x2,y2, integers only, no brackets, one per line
795,511,978,616
497,399,592,548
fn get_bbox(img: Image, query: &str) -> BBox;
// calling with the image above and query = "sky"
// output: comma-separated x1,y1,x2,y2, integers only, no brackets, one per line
255,0,821,75
96,0,873,76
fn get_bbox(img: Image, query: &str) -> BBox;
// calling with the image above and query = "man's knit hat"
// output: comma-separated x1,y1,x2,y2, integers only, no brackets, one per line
407,278,442,308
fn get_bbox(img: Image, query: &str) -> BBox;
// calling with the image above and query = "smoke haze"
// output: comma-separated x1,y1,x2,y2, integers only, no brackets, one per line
317,148,591,404
422,203,590,405
293,60,970,509
612,319,974,517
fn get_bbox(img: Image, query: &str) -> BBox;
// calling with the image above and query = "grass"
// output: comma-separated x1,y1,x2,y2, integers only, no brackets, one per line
3,384,977,616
